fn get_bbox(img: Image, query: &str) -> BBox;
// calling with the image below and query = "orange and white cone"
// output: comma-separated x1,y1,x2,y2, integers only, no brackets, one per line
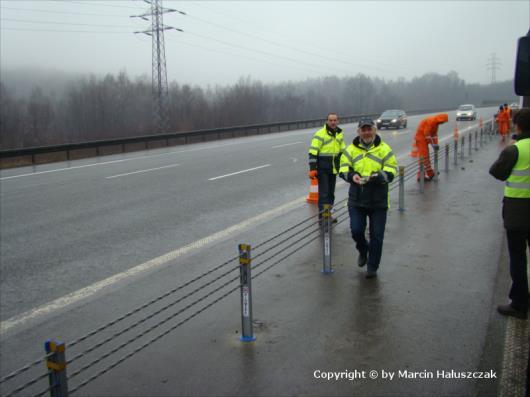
306,177,319,204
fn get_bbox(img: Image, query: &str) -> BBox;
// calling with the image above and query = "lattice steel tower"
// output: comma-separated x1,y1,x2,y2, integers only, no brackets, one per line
132,1,180,133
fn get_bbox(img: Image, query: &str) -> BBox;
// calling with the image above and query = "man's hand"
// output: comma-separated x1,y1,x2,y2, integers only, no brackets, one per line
352,174,362,184
370,171,388,184
308,170,318,179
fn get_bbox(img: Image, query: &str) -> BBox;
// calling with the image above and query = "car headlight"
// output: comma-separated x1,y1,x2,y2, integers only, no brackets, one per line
391,119,397,123
376,119,381,123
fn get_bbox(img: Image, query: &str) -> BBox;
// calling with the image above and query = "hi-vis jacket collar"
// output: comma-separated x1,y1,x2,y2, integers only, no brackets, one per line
326,124,343,135
352,134,382,150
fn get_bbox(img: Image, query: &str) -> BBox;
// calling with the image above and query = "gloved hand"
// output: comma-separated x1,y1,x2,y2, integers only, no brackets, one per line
308,170,318,179
432,144,440,150
369,171,388,184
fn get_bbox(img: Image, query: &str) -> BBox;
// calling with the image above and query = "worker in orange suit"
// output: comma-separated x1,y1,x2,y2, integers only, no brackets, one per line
411,113,448,181
497,105,510,141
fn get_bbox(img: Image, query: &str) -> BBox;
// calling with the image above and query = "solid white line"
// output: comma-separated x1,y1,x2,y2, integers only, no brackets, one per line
105,163,180,179
0,196,307,334
271,141,302,148
208,164,271,181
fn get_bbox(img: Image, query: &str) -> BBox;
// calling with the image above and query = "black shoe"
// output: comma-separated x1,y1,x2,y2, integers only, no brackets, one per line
332,217,338,224
358,252,368,267
497,304,528,319
365,270,377,279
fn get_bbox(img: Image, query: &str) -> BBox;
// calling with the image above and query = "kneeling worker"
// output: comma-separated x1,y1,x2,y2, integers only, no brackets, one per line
339,117,398,278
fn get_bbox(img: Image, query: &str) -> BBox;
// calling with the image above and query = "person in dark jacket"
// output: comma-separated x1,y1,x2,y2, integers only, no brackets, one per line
489,107,530,319
339,117,398,278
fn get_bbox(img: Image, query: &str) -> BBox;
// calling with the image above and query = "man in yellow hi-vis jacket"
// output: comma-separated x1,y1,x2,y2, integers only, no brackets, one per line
308,113,346,218
339,117,398,278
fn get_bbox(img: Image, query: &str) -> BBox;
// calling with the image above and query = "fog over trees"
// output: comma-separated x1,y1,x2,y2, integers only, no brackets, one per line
0,69,516,150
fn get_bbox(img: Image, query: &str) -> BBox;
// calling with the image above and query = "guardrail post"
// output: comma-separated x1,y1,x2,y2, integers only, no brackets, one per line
45,339,69,397
444,144,449,172
398,166,405,212
419,156,425,193
321,204,333,274
433,145,439,182
468,133,472,156
453,139,458,166
474,129,478,151
460,135,465,158
238,244,255,342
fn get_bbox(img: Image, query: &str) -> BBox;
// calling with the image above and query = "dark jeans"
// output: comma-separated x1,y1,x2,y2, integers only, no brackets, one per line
318,173,336,213
506,230,530,311
348,206,388,272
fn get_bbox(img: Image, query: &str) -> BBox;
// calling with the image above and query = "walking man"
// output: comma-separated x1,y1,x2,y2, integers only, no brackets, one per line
489,108,530,319
308,113,346,219
339,117,398,278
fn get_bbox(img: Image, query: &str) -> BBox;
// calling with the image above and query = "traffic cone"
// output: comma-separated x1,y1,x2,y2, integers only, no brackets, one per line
306,178,318,204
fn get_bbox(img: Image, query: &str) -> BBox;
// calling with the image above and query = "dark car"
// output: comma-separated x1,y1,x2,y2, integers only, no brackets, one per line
376,110,408,129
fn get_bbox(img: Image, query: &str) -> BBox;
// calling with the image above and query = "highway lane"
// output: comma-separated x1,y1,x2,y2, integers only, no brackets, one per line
0,107,497,326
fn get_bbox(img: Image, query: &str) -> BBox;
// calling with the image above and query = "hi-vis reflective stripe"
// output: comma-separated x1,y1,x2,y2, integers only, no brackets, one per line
310,146,320,152
366,153,383,165
382,151,394,162
313,136,325,142
511,169,530,176
309,158,317,163
352,154,363,164
318,153,338,157
322,138,334,145
340,163,351,169
341,150,353,163
384,164,398,171
505,181,530,189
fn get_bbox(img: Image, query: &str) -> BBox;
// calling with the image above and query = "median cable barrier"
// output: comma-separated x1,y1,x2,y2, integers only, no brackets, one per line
0,120,495,397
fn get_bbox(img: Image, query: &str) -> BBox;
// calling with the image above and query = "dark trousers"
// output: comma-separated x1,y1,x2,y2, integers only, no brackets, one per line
348,206,388,272
317,173,336,213
506,230,530,311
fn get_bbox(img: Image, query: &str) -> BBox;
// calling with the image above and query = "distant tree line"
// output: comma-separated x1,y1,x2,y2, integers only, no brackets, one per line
0,70,516,149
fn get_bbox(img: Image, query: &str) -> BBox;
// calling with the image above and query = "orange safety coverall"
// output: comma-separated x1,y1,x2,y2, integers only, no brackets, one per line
412,113,449,179
496,109,510,137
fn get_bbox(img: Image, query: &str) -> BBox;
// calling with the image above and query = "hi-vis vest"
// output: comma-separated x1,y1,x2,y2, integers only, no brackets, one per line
308,126,346,174
339,141,398,179
505,138,530,199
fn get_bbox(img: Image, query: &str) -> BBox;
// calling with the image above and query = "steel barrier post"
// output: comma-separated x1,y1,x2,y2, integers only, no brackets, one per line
45,340,69,397
419,156,425,193
238,244,255,342
468,132,472,156
460,135,465,158
454,139,458,166
444,144,449,172
433,145,439,182
322,204,333,274
474,129,478,151
398,166,405,211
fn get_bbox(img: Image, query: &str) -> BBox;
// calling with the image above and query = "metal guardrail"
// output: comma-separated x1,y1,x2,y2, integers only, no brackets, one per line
0,106,464,168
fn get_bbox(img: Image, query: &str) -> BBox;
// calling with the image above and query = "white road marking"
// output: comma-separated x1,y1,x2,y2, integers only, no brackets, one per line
271,141,302,148
0,196,307,334
208,164,271,181
105,163,180,179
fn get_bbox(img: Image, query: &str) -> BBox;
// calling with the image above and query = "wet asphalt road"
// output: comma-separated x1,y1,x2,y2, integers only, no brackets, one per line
0,107,497,323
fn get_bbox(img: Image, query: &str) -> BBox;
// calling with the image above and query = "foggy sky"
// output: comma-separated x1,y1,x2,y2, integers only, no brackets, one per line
1,0,529,87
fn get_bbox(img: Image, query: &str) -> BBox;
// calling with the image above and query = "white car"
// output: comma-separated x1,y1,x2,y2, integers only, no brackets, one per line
456,104,477,121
